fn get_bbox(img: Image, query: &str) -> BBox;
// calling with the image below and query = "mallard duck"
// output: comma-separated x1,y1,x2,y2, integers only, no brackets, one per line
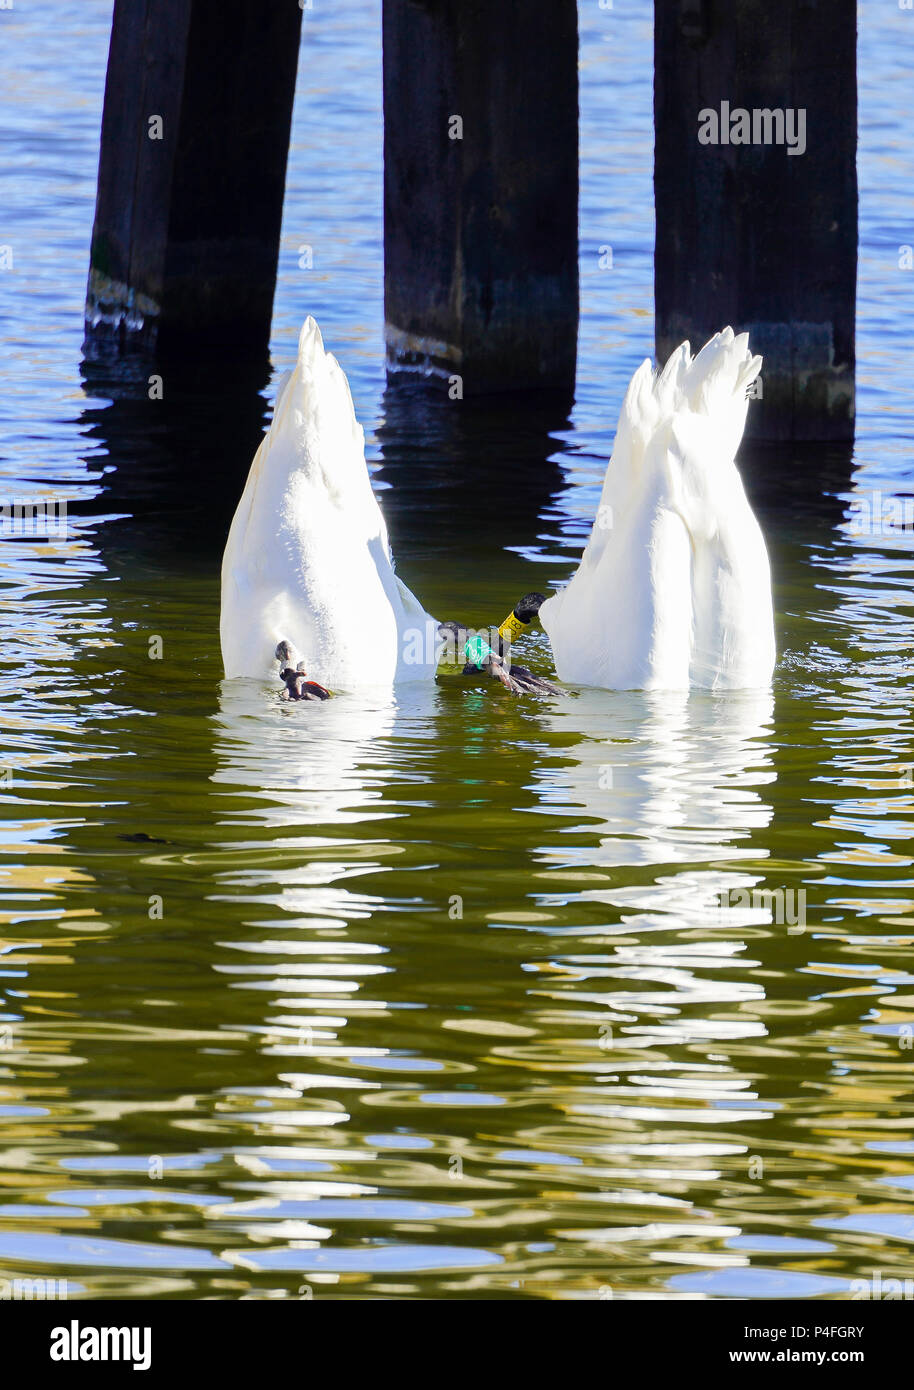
437,592,562,696
460,634,564,696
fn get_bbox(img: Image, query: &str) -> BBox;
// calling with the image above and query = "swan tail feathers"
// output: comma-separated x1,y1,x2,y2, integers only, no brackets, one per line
612,358,658,467
220,315,437,685
540,327,773,692
670,328,763,464
298,313,324,361
681,326,762,415
615,331,762,464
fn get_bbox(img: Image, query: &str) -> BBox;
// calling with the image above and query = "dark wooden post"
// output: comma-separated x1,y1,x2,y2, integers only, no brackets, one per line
382,0,579,394
85,0,302,358
655,0,857,441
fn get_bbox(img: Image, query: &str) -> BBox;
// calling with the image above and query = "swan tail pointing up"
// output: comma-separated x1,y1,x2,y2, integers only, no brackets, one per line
220,316,437,686
540,327,774,691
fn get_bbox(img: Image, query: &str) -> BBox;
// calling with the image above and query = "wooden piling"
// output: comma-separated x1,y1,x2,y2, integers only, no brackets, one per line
382,0,579,394
654,0,857,441
85,0,302,358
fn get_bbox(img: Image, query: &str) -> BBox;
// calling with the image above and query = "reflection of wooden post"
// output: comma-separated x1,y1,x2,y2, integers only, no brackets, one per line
655,0,857,441
85,1,302,358
382,0,579,394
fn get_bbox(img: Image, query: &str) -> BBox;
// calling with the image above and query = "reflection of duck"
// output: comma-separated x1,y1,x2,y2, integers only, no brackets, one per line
220,318,437,689
540,330,775,691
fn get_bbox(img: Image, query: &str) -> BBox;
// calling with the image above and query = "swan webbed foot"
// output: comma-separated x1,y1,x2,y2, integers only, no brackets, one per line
508,664,565,697
278,660,332,702
487,653,523,694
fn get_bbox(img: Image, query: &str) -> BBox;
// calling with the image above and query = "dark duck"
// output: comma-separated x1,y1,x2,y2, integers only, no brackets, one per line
275,641,332,701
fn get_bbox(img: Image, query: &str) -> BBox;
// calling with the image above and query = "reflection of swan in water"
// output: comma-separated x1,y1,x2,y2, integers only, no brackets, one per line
522,690,777,1071
209,677,441,960
208,682,443,1075
533,689,776,924
211,678,437,832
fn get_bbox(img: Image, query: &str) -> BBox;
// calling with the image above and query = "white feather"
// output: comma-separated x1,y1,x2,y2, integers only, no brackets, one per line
541,328,775,690
220,317,437,686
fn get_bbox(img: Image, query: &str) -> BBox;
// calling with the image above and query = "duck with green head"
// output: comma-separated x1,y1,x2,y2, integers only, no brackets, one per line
437,593,564,696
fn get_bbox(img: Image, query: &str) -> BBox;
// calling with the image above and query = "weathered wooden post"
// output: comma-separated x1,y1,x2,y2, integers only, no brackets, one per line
382,0,579,394
85,0,302,358
655,0,857,441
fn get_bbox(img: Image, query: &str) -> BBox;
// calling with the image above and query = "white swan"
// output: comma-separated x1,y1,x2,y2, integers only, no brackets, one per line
220,317,437,687
540,328,775,691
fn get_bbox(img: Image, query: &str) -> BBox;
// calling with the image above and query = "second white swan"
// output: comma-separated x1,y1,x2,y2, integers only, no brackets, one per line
540,328,775,691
